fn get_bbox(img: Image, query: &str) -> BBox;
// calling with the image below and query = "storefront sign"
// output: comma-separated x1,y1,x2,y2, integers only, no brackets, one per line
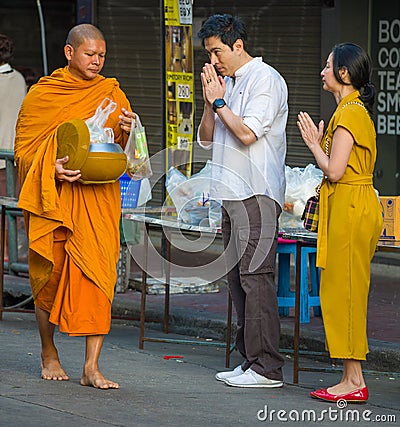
371,1,400,194
164,0,194,177
375,18,400,136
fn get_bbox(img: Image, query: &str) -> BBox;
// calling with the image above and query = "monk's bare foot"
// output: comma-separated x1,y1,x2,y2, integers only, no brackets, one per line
41,356,69,381
80,369,119,389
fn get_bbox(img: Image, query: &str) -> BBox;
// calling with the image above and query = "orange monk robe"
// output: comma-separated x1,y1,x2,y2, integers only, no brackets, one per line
15,67,131,335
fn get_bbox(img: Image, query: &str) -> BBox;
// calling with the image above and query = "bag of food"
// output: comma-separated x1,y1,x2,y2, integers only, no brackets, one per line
279,164,323,229
125,114,153,180
85,98,117,144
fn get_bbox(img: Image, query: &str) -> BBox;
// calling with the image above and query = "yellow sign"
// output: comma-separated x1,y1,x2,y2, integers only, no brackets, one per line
164,0,194,177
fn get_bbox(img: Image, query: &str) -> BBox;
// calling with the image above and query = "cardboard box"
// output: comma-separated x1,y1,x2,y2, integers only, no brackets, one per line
380,196,400,240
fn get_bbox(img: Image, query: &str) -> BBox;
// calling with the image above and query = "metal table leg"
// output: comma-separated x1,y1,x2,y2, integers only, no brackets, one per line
139,222,149,349
293,240,302,384
136,218,233,358
164,228,171,334
0,206,5,321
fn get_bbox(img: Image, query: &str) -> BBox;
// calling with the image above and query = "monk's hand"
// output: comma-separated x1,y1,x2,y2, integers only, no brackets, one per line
297,112,324,150
119,108,136,133
55,156,82,182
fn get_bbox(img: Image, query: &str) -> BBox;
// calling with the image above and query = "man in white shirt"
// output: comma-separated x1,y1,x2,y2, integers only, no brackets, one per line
197,14,288,388
0,34,26,195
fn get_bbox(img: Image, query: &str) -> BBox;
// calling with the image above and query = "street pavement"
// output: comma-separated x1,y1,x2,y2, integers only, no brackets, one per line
0,310,399,427
1,228,399,426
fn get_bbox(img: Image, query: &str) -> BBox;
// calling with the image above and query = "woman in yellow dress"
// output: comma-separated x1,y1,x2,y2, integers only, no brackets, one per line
297,43,382,403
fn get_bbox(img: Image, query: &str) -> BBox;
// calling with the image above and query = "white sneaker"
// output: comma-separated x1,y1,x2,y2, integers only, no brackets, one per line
215,365,245,382
224,368,283,388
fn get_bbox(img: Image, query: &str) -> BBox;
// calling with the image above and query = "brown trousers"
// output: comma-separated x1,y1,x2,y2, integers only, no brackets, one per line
222,195,284,381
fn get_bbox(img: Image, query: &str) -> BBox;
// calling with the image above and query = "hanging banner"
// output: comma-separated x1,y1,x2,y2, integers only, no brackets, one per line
164,0,194,177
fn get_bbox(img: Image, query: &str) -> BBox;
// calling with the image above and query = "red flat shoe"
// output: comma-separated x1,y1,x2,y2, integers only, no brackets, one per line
310,387,368,403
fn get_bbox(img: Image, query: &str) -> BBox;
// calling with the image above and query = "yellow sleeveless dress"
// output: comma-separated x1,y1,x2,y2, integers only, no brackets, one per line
317,91,382,360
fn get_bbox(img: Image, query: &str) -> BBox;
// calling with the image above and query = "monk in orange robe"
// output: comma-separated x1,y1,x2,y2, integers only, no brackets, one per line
14,24,136,389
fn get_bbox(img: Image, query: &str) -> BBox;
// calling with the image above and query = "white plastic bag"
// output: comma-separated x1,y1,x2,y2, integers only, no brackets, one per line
279,164,323,229
85,98,116,144
137,178,152,206
166,160,221,226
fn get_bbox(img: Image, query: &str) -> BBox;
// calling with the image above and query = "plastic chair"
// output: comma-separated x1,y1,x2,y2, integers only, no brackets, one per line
276,237,321,323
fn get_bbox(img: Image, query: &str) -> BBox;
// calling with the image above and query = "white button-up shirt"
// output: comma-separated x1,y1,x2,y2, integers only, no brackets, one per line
198,57,288,208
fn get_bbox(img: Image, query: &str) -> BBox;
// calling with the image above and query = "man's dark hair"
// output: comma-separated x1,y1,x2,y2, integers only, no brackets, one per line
197,14,247,50
14,66,40,89
0,34,14,64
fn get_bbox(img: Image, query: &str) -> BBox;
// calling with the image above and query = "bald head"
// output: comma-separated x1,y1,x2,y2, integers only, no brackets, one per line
66,24,105,49
64,24,106,80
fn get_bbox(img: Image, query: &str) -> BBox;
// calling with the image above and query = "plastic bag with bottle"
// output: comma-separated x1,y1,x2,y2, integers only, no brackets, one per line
124,114,153,180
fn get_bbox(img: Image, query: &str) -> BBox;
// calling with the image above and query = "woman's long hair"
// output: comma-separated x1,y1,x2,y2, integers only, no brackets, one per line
332,43,375,114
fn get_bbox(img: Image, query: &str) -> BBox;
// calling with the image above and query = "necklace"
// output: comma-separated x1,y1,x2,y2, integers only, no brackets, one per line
340,100,369,115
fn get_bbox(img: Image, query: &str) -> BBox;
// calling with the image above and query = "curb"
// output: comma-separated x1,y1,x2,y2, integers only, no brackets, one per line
4,272,400,374
111,297,400,374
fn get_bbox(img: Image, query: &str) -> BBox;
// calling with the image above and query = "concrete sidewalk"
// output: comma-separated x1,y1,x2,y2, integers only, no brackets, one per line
0,311,399,427
111,253,400,374
3,256,400,375
1,232,399,426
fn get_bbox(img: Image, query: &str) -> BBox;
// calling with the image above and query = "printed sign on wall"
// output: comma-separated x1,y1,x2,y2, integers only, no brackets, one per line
164,0,194,177
371,1,400,194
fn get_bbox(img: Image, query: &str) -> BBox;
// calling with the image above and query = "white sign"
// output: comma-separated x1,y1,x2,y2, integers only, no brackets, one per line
178,0,192,25
376,19,400,135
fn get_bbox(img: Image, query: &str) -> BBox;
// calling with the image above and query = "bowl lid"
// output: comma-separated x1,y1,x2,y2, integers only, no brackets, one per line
56,119,90,170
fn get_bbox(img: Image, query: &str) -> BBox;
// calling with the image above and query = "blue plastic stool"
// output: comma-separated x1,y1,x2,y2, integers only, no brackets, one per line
276,239,321,323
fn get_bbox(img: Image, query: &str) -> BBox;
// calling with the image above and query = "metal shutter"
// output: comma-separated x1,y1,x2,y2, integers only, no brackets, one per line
98,0,321,203
192,0,322,170
98,0,164,203
0,0,75,76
